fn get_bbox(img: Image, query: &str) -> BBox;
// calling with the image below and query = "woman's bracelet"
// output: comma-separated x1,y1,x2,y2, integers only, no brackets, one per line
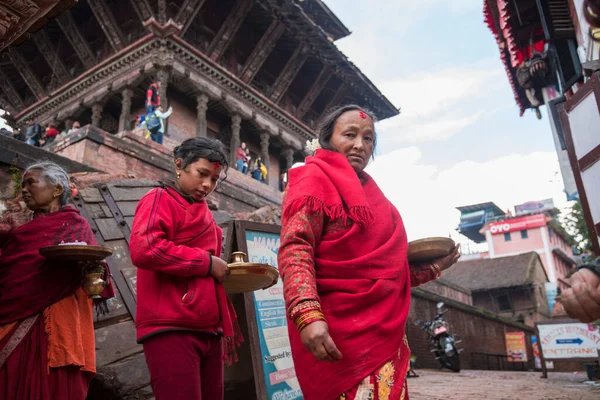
290,300,321,321
429,263,441,279
295,310,326,332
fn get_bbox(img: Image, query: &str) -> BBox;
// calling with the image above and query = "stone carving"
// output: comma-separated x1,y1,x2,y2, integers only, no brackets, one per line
240,20,285,83
56,11,96,69
7,47,47,99
269,42,308,103
88,0,125,51
297,67,331,119
32,30,71,84
156,68,169,108
175,0,207,35
0,0,39,51
208,0,254,61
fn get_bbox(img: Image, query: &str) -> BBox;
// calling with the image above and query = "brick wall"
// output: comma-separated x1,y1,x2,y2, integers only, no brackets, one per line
407,289,535,370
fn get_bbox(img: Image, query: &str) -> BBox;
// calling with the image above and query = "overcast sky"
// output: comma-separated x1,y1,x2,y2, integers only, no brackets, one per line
324,0,568,244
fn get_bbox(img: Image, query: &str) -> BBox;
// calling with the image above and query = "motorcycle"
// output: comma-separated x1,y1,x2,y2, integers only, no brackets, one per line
415,302,462,372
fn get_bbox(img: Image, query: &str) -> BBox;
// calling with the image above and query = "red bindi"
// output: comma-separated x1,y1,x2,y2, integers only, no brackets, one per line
359,111,367,119
213,162,221,170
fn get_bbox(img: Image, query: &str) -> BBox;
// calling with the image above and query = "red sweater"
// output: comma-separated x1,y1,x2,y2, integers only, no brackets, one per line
130,185,223,342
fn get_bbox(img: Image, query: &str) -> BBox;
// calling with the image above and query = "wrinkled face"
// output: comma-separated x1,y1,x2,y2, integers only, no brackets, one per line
329,110,375,173
176,158,222,202
21,169,62,211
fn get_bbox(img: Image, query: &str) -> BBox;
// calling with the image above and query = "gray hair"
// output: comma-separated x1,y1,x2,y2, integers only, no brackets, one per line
24,161,70,206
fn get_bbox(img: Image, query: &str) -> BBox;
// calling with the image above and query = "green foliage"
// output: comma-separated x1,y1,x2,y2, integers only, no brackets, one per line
562,200,594,255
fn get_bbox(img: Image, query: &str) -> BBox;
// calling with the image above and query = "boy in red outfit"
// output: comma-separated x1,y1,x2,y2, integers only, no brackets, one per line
130,137,241,400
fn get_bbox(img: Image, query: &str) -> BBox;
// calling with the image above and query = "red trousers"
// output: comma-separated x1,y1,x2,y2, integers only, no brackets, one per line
143,331,224,400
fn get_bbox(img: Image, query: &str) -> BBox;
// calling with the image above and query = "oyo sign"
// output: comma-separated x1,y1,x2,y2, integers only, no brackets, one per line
489,214,546,235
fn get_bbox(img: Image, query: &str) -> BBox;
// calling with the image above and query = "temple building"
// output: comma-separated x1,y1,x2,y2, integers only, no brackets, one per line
0,0,397,192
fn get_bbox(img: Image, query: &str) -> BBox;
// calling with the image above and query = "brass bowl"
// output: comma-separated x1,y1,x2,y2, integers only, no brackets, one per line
407,237,455,263
224,252,279,294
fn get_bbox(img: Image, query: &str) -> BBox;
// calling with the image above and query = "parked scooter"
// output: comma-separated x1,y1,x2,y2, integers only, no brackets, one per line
415,302,462,372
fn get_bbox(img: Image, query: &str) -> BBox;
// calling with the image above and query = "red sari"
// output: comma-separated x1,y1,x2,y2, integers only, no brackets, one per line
279,150,436,400
0,206,113,399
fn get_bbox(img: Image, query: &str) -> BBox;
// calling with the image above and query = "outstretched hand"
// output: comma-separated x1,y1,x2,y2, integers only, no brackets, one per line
433,244,461,272
557,268,600,322
300,320,343,362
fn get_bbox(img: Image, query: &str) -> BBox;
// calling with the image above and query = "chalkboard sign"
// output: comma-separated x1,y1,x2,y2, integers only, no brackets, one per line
235,221,303,400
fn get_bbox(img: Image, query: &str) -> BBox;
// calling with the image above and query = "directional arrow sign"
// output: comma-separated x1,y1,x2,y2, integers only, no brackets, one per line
556,338,583,345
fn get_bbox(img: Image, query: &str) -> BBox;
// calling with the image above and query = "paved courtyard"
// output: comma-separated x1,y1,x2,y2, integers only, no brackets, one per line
408,369,600,400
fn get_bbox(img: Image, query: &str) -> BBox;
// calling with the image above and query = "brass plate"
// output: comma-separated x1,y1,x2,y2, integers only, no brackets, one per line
224,262,279,294
407,237,455,263
39,245,113,261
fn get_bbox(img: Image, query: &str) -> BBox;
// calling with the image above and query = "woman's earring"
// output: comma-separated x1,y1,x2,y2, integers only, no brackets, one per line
176,171,181,179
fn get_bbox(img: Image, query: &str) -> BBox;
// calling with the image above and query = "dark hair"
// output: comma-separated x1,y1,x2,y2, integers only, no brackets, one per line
173,137,229,180
317,104,378,159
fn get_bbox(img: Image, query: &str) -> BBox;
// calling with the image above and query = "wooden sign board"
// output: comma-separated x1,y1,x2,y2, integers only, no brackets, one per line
234,221,303,400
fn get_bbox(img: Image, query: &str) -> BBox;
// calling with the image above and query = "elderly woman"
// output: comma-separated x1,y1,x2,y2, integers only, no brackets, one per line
278,105,460,400
0,161,112,400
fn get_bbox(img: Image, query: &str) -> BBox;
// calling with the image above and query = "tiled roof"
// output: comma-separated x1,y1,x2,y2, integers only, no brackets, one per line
442,252,548,291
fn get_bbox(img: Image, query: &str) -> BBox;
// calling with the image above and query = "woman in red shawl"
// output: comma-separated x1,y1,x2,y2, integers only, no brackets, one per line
130,137,242,400
0,161,113,400
279,105,461,400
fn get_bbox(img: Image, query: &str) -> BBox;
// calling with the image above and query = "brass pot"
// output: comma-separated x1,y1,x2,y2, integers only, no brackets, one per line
83,272,107,299
230,251,247,264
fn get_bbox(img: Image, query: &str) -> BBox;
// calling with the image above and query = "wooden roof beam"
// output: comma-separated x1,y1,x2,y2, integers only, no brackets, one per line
158,0,167,24
208,0,254,61
32,30,71,85
6,48,46,100
0,68,25,110
88,0,126,51
320,81,349,118
269,42,309,103
296,66,331,119
240,19,284,83
175,0,208,36
128,0,153,23
56,11,97,69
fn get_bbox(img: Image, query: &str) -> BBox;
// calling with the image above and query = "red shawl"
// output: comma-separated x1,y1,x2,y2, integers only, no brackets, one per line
0,207,113,325
283,150,411,399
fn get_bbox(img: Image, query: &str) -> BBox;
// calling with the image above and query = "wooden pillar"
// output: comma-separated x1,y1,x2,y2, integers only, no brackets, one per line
157,69,170,135
119,88,134,132
260,131,270,182
196,93,209,137
229,114,242,165
283,147,295,171
64,118,74,132
91,103,103,127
